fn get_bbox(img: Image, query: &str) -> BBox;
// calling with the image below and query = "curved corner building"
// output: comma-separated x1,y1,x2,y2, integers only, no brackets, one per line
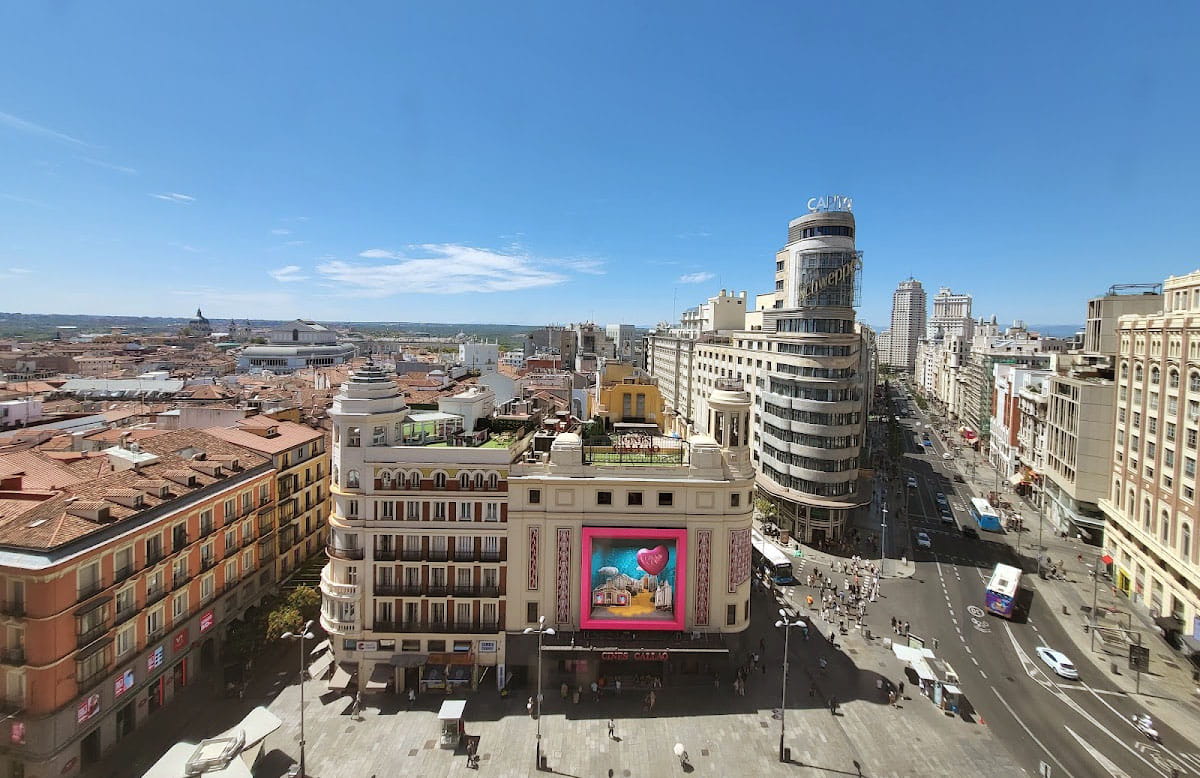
754,208,869,542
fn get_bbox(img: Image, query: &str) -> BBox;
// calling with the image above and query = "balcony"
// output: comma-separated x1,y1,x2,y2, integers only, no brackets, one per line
76,580,105,603
146,548,165,566
327,543,364,560
114,564,134,584
401,549,422,561
76,624,108,649
171,572,190,591
451,585,502,598
320,569,360,600
453,552,478,563
0,648,25,666
481,551,502,563
0,601,26,618
199,522,216,538
114,607,137,626
172,534,189,554
224,579,241,594
372,583,420,597
425,584,448,597
319,611,360,636
147,627,165,641
373,548,398,561
427,550,448,563
384,621,498,634
146,588,167,607
76,664,110,689
242,533,256,548
200,556,217,572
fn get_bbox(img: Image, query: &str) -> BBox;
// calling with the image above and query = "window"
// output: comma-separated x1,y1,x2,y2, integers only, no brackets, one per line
347,499,359,517
347,427,361,447
76,648,109,686
1165,449,1175,467
433,502,446,520
346,470,360,489
1135,364,1143,383
627,492,643,506
488,474,499,490
378,500,395,519
458,501,473,521
657,492,674,507
597,491,612,506
1151,366,1160,385
115,624,135,658
1133,412,1140,429
406,501,420,520
726,604,737,626
484,503,499,521
527,602,539,622
1187,458,1196,479
1182,524,1192,559
1168,422,1177,442
435,472,447,489
1170,369,1180,389
201,574,215,602
381,471,393,489
459,473,470,490
1191,372,1200,393
1190,428,1198,450
77,561,101,600
372,426,386,446
529,489,541,505
1161,511,1171,544
172,591,188,620
147,607,163,637
731,493,741,508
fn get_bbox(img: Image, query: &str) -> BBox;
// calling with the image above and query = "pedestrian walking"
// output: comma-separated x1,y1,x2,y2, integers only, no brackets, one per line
829,696,838,715
898,681,905,697
888,690,897,707
759,637,766,653
560,682,569,700
608,718,616,739
408,687,416,708
615,679,621,696
891,616,897,633
591,681,600,702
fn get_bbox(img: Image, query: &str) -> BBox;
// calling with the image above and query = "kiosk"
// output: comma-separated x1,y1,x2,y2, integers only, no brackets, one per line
437,700,466,749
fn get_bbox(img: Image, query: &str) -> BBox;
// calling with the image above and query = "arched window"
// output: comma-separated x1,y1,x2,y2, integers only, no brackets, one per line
1113,478,1122,506
1120,362,1129,380
488,473,499,490
1161,510,1171,544
1190,371,1200,393
1143,499,1152,531
1182,523,1192,560
435,472,447,489
1135,364,1144,383
332,464,339,485
1169,369,1180,389
410,470,422,489
381,471,393,488
459,472,470,490
474,473,484,489
1151,366,1160,385
347,469,360,489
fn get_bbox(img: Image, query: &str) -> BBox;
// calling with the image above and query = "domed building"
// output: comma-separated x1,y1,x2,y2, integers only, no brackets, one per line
187,308,213,337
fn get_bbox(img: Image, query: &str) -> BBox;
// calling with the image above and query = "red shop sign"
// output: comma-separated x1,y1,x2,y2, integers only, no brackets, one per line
200,610,215,633
599,651,669,662
173,630,188,652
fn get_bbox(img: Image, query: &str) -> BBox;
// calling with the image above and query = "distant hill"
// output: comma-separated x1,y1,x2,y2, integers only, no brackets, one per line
1028,324,1083,338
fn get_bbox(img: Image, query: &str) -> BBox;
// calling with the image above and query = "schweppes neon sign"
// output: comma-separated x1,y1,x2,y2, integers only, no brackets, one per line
798,256,862,302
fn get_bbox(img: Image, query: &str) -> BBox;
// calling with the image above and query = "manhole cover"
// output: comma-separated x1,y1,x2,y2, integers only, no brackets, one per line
760,721,769,728
701,749,710,757
407,749,418,757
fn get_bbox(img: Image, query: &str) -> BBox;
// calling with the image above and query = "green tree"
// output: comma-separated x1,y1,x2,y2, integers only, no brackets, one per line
266,603,304,641
287,586,321,622
754,496,778,523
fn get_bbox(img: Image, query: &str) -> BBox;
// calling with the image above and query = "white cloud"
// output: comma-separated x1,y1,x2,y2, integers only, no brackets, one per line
8,267,31,274
0,110,88,146
678,271,715,284
271,228,291,235
269,265,309,283
677,231,712,239
322,244,576,297
169,242,201,253
151,192,195,203
0,267,32,280
544,256,607,276
77,156,137,175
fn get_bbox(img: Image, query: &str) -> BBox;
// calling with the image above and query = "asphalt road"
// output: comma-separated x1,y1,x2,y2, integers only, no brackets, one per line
886,385,1200,778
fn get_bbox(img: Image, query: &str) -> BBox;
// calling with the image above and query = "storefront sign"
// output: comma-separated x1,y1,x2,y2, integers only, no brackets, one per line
76,694,101,725
9,721,24,745
599,651,670,662
478,640,497,653
200,610,215,633
115,668,135,698
148,645,164,672
806,194,853,213
173,630,188,652
355,640,378,652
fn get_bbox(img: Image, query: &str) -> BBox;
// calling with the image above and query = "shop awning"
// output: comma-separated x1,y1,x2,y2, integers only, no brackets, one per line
308,653,334,680
438,700,466,721
365,663,391,691
390,653,429,667
1008,472,1024,487
327,664,353,691
309,639,331,658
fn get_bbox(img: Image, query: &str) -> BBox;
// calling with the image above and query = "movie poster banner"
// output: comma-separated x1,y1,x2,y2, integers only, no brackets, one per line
580,527,687,631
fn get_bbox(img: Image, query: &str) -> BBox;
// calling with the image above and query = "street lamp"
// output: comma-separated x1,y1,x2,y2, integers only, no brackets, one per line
774,609,804,762
523,615,556,771
281,619,316,778
880,506,888,584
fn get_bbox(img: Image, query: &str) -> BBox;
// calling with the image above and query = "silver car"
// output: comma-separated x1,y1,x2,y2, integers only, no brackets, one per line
1036,647,1079,679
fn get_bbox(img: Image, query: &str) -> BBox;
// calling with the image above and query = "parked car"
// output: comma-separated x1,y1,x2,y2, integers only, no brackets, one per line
907,476,919,488
915,531,932,549
935,492,948,506
1036,647,1079,679
942,452,953,460
940,508,955,524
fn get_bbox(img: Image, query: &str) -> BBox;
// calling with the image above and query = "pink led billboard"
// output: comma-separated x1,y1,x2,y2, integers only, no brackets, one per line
580,527,687,631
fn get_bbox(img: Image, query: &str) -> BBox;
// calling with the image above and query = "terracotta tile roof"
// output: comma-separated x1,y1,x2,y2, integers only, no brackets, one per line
204,419,323,455
0,451,88,490
0,429,271,551
82,428,170,443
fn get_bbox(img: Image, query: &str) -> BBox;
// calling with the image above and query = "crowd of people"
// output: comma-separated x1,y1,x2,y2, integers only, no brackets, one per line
804,554,881,634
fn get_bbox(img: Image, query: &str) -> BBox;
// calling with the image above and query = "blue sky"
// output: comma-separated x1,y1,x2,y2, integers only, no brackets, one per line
1,3,1198,329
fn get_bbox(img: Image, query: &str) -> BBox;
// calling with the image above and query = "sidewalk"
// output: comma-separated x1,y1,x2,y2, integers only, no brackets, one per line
946,433,1200,739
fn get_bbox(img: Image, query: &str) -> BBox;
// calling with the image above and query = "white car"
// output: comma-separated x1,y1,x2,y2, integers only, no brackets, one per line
942,452,953,460
1036,647,1079,679
907,476,919,488
915,531,932,549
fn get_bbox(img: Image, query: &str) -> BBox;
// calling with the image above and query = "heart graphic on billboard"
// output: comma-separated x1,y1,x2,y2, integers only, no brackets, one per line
636,545,669,576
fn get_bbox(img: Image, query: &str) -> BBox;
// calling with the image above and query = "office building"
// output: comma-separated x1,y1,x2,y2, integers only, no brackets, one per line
885,280,926,371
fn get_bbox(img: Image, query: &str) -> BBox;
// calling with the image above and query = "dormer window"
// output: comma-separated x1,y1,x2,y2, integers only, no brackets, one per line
434,473,447,489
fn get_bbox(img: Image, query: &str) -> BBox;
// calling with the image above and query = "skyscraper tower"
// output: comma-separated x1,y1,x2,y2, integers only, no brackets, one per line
888,279,926,371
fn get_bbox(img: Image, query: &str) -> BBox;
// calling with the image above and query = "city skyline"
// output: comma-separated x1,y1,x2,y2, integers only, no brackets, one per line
2,4,1198,328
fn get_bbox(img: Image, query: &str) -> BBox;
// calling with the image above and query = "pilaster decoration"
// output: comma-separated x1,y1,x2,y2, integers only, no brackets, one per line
694,530,712,627
527,526,540,590
728,527,751,592
555,528,571,624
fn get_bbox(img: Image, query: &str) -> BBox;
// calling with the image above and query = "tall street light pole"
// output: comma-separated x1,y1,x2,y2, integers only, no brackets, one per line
281,619,316,778
774,609,804,762
523,615,555,771
880,506,888,586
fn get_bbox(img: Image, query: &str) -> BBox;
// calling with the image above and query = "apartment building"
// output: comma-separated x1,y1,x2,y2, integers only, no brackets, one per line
885,280,926,371
988,365,1050,497
647,205,872,543
505,381,754,689
320,365,515,695
1099,270,1200,652
206,418,329,582
0,431,276,777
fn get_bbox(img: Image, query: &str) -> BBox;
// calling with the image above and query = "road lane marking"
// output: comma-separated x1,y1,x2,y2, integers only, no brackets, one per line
991,687,1078,778
1054,685,1127,697
1077,678,1199,773
1065,725,1132,778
